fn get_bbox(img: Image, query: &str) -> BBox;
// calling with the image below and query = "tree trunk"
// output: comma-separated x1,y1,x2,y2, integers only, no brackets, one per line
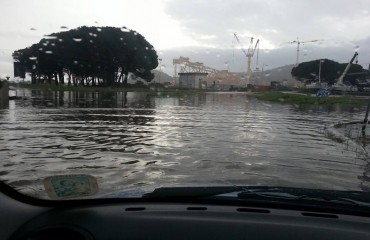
31,72,36,84
122,70,129,86
80,76,85,86
59,72,64,85
54,72,59,86
48,74,52,84
118,70,124,86
67,72,71,86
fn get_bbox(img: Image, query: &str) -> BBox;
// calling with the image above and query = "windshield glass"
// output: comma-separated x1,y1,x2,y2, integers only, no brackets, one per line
0,0,370,201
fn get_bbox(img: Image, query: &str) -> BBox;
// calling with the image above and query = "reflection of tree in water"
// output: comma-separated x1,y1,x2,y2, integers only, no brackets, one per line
57,108,156,152
28,90,157,152
30,90,153,108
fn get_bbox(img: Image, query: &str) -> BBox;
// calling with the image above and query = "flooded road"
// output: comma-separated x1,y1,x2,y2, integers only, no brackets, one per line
1,89,369,198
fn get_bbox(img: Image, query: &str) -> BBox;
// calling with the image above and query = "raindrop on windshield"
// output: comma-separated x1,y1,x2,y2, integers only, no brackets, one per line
93,34,98,37
30,28,36,31
145,47,149,50
121,27,130,32
51,43,55,46
265,73,271,77
60,26,68,29
58,39,63,42
45,51,53,54
73,38,83,42
90,40,93,43
216,53,221,58
44,35,58,40
29,56,37,60
38,48,43,51
42,43,48,46
74,60,78,64
32,65,36,69
120,38,124,41
97,28,102,32
133,32,138,35
354,45,360,52
89,33,93,36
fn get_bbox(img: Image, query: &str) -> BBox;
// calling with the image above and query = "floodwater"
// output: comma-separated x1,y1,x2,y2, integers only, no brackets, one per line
0,88,369,198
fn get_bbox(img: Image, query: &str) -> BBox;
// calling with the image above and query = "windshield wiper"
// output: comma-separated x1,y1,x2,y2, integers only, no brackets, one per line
143,186,370,209
237,187,370,208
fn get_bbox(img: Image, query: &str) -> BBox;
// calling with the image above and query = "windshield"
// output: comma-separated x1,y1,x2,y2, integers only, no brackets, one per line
0,0,370,203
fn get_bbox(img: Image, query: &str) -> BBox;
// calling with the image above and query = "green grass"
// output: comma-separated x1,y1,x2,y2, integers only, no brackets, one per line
255,91,368,105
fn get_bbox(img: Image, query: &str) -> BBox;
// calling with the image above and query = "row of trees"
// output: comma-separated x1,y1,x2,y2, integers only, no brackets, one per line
13,26,158,87
291,59,369,86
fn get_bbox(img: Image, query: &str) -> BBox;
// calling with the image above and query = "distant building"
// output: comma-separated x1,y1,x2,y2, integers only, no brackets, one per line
178,73,208,89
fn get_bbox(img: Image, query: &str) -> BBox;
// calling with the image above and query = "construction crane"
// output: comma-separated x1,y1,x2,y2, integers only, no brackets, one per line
233,33,259,88
332,51,359,92
289,38,321,66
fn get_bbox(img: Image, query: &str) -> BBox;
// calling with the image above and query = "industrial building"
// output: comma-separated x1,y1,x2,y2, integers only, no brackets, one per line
178,72,208,89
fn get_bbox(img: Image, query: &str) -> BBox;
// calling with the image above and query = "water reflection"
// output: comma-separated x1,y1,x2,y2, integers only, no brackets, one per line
24,90,152,109
1,89,369,198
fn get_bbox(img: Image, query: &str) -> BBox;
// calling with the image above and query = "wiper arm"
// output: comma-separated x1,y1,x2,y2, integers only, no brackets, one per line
143,186,246,199
237,187,370,208
144,186,370,208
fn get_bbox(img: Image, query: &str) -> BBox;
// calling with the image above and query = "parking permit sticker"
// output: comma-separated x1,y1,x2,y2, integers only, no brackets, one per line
43,174,99,200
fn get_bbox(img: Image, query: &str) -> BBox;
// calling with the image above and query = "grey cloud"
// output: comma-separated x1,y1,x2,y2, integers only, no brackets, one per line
165,0,370,48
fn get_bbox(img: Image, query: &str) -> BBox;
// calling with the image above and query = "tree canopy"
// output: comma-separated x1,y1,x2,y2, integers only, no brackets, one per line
291,59,369,86
12,26,158,86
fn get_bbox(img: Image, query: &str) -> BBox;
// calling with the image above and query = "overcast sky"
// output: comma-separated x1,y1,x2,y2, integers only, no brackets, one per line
1,0,370,78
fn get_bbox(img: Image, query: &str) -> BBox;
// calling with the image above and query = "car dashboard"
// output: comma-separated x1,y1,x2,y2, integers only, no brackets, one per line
3,190,370,240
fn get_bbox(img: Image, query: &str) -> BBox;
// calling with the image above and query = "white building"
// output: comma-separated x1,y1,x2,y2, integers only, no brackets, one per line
178,73,208,89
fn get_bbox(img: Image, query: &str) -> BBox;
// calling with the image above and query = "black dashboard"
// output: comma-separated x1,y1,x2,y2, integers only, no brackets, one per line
7,200,370,240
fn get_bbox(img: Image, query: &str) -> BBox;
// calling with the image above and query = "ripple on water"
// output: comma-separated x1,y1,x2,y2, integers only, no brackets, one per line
0,92,369,197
